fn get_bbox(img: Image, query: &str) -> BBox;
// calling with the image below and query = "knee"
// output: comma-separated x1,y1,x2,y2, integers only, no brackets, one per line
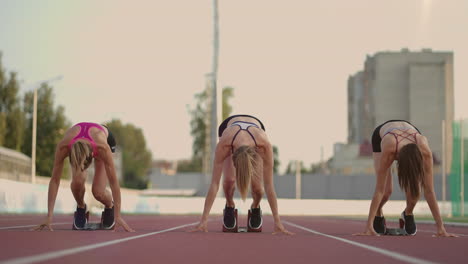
223,178,236,188
70,177,85,191
383,188,393,201
251,185,264,197
92,186,105,201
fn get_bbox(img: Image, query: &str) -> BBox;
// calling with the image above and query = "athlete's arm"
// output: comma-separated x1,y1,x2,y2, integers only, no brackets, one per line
419,138,457,237
261,141,293,235
192,142,230,232
33,141,68,231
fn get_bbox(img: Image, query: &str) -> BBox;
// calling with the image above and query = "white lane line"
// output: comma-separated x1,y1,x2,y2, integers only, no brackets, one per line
417,229,468,237
0,222,199,264
0,223,70,230
283,220,438,264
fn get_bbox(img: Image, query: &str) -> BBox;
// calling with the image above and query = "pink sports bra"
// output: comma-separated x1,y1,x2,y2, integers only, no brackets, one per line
68,122,105,157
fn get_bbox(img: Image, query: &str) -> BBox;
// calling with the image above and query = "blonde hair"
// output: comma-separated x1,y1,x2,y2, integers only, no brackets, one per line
69,141,93,172
232,145,258,200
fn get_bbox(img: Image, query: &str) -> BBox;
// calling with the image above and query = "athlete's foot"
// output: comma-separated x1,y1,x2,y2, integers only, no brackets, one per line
400,211,417,235
373,215,386,235
101,205,115,230
73,205,88,230
223,206,237,230
248,207,262,232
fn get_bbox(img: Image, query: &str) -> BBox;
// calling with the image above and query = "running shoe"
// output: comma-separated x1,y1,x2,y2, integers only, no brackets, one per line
223,206,237,230
248,207,262,232
73,205,88,230
101,206,115,230
373,215,387,235
399,211,417,235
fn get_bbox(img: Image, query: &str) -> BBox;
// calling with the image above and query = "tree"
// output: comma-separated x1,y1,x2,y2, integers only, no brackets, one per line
222,86,234,120
22,84,70,176
0,54,25,151
106,119,152,189
182,86,234,172
273,145,280,174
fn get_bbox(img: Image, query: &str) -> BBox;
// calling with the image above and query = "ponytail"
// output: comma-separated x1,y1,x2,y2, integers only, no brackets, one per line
69,141,93,172
232,145,258,200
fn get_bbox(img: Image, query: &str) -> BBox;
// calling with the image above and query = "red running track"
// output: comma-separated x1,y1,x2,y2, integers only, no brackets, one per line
0,214,467,264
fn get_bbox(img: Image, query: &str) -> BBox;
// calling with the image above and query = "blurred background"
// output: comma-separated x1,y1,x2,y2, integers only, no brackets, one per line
0,0,467,218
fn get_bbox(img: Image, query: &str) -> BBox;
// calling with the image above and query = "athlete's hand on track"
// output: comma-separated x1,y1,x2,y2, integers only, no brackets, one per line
353,227,379,236
32,218,54,231
189,221,208,232
273,222,294,235
113,216,135,232
433,229,458,237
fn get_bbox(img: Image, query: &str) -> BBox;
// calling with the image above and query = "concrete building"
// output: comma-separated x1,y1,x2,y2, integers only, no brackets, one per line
347,49,454,163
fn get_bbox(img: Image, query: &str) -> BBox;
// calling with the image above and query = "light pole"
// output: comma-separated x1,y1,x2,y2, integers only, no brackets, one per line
31,75,63,183
210,0,220,170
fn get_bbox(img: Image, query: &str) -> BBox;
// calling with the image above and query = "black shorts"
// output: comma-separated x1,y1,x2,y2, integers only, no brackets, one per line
218,114,266,137
371,120,421,152
101,125,117,153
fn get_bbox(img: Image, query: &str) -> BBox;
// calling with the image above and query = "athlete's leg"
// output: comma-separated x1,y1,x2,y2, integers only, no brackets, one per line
70,170,87,208
223,155,236,207
92,159,113,208
250,156,264,209
373,152,393,216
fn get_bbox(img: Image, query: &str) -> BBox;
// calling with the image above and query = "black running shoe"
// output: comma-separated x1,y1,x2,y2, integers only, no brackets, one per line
373,215,386,235
101,206,115,230
223,206,236,229
73,205,87,230
400,211,417,235
249,207,262,229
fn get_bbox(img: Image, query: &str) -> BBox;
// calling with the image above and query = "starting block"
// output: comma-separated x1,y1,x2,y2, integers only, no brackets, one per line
384,228,407,236
222,209,262,233
72,211,114,231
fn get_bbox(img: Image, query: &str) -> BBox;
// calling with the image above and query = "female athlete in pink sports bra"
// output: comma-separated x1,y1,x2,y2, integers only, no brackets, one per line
33,122,134,232
355,120,456,237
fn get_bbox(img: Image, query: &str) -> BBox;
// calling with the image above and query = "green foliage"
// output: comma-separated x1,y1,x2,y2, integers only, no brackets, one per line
0,63,26,151
176,157,203,173
273,145,280,174
22,84,70,176
106,119,152,189
285,160,312,174
184,86,235,172
222,86,234,120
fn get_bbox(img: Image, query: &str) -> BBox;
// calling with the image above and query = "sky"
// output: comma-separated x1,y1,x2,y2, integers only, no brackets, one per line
0,0,467,172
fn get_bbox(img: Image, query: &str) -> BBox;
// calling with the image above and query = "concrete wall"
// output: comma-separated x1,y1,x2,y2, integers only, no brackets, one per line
149,171,449,201
0,179,450,216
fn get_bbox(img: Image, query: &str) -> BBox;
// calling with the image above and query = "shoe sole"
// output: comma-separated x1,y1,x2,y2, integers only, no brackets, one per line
222,209,238,233
247,209,262,232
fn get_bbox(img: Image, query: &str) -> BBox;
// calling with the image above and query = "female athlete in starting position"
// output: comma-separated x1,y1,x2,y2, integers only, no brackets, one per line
34,122,134,232
191,115,292,234
356,120,456,237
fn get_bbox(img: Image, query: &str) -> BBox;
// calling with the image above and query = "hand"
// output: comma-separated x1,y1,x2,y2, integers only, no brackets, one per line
433,228,458,237
189,221,208,232
273,221,294,235
32,218,54,231
113,216,135,232
353,227,379,236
